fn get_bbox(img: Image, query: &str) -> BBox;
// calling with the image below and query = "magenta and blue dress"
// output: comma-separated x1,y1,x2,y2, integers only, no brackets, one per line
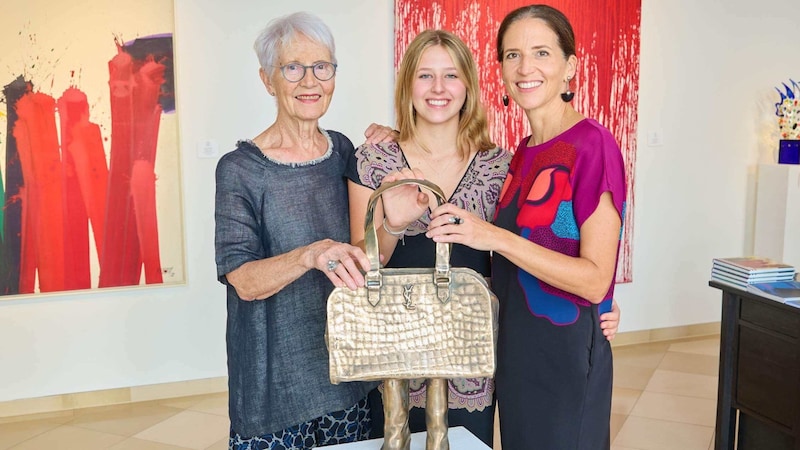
491,119,626,450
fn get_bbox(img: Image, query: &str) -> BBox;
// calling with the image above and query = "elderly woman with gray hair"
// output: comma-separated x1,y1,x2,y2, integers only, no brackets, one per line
214,12,393,450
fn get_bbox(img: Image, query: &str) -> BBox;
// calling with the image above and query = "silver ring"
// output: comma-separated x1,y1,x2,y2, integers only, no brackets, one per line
326,260,340,272
448,216,463,225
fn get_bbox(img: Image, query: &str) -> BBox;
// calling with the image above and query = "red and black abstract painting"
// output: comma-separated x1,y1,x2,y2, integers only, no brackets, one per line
0,1,185,297
396,0,640,282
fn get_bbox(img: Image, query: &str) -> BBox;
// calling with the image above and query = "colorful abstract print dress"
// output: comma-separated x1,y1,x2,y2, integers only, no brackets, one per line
491,119,626,450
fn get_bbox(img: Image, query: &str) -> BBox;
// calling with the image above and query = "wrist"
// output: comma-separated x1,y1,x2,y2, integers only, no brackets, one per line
382,218,406,237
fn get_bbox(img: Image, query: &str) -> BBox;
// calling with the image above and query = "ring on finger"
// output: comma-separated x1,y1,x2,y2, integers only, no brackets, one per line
448,215,463,225
326,260,340,272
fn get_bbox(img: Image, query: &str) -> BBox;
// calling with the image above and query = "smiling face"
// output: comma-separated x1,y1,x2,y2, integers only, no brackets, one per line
410,45,467,129
261,34,335,122
500,17,576,113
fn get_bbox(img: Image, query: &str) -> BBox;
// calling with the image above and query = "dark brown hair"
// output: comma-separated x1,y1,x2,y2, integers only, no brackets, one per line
496,4,576,62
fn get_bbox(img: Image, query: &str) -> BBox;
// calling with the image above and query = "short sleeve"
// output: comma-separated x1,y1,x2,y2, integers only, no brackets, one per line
344,142,406,189
571,122,626,228
214,150,265,283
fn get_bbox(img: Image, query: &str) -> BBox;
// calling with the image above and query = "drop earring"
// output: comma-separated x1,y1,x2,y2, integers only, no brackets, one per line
560,77,574,102
502,94,509,107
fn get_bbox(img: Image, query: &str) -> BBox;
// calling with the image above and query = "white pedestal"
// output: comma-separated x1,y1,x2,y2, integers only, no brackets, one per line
325,426,491,449
754,164,800,269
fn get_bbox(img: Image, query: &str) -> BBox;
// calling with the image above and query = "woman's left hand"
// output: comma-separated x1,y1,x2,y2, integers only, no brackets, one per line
363,123,398,144
600,299,621,341
426,203,497,252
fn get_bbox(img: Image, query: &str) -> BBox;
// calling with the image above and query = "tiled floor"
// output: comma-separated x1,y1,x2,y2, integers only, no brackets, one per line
0,335,720,450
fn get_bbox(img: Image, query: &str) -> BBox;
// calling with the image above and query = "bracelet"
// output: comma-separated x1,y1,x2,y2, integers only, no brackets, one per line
382,218,406,245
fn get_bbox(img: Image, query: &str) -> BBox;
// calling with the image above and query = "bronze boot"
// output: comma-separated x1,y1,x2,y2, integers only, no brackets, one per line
381,379,410,450
425,378,449,450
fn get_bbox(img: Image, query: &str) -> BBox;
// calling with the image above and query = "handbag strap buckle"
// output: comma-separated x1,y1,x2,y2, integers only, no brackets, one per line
365,271,382,307
435,268,451,304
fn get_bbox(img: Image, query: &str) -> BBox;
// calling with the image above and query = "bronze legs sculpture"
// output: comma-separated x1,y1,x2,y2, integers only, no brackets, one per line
382,379,410,450
425,378,449,450
381,378,449,450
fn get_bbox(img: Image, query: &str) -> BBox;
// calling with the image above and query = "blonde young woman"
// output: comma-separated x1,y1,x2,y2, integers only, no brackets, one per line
346,29,620,448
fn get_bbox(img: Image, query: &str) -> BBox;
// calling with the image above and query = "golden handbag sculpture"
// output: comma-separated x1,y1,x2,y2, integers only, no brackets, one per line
326,179,496,384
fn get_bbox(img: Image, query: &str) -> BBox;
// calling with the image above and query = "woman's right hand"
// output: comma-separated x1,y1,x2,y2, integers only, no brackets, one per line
309,239,371,290
363,123,398,144
379,168,429,231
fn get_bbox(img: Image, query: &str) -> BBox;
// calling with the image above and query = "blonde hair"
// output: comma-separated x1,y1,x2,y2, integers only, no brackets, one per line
395,30,494,157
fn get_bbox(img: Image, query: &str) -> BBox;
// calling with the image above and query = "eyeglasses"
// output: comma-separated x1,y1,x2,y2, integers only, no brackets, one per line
276,61,337,82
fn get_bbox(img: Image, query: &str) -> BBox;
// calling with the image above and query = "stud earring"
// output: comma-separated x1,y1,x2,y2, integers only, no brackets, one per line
502,94,509,107
560,77,574,102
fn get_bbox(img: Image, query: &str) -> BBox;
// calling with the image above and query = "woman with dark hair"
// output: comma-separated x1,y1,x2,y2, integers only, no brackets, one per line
426,5,626,449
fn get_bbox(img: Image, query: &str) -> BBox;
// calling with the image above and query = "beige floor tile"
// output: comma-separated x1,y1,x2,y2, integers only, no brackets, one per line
68,403,183,437
630,392,716,427
611,446,643,450
0,418,65,450
109,437,194,450
134,410,229,450
614,364,657,390
205,436,229,450
610,413,627,442
613,416,713,450
613,342,671,368
658,351,719,377
644,370,717,400
8,424,127,450
611,387,642,415
667,338,720,356
186,393,228,417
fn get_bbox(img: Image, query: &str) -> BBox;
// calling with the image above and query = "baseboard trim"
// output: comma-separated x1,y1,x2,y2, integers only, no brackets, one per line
0,322,722,422
0,376,228,423
611,321,721,347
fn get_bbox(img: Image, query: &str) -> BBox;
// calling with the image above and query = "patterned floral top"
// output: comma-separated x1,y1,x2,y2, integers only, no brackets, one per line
345,141,511,411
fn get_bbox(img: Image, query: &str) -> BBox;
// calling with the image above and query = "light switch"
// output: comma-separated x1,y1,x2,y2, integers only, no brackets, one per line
647,131,663,147
197,139,219,158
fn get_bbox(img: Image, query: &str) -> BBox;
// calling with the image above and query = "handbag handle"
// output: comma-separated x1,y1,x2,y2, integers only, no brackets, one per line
363,179,453,305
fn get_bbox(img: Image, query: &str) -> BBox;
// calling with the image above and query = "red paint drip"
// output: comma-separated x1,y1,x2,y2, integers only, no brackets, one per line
99,45,165,287
57,88,92,290
130,160,162,284
12,92,66,292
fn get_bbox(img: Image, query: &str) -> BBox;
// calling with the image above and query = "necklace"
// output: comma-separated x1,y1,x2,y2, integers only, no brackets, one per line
417,152,463,177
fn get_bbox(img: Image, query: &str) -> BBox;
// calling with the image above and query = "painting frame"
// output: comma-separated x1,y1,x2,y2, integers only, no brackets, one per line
0,0,186,298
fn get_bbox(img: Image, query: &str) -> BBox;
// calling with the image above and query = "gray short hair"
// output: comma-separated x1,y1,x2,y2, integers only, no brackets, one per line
253,12,337,72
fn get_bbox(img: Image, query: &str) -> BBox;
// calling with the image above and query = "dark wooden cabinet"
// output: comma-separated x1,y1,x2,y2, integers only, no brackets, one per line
710,281,800,450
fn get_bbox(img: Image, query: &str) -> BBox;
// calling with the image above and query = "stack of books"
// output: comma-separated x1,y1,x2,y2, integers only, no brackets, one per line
711,256,796,288
711,256,800,307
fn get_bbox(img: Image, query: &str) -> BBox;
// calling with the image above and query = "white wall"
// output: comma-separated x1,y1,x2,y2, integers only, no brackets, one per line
0,0,798,403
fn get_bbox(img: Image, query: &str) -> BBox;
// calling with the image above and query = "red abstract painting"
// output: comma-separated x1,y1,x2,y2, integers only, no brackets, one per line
395,0,640,282
0,1,185,297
